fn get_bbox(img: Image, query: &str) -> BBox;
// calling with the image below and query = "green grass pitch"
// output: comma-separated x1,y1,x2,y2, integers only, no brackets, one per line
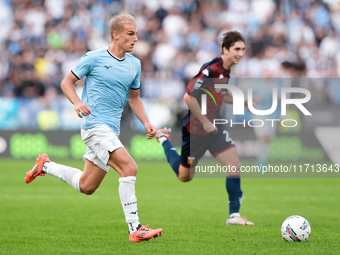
0,159,339,254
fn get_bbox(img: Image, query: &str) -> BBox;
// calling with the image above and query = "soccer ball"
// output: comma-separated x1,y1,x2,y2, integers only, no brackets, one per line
281,215,311,242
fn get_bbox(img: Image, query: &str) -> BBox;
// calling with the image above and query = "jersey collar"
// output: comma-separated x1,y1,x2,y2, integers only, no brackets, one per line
107,47,125,62
219,57,231,74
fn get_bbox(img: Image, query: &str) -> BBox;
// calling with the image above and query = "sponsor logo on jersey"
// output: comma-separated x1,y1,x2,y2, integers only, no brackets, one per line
194,79,222,106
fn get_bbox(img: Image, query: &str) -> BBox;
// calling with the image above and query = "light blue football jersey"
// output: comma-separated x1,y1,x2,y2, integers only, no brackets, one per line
72,48,141,135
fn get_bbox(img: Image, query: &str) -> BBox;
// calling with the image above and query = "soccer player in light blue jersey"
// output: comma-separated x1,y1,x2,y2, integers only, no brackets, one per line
25,14,163,242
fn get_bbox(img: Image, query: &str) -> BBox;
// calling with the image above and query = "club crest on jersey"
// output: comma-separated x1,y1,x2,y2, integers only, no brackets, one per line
187,157,195,165
126,66,135,75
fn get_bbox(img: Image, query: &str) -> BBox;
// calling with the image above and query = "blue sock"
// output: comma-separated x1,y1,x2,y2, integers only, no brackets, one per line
162,140,181,176
226,177,243,215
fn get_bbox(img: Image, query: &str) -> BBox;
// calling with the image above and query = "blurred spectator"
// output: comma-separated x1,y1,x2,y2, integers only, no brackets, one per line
0,95,20,129
0,0,339,130
0,0,14,44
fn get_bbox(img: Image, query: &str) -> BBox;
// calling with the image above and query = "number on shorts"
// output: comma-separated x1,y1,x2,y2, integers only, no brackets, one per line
223,130,234,144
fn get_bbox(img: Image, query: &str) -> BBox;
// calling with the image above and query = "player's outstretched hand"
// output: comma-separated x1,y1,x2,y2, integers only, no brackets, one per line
74,102,91,118
203,121,218,133
144,122,157,139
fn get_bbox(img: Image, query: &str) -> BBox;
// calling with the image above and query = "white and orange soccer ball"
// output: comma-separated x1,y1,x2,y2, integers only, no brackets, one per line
281,215,311,242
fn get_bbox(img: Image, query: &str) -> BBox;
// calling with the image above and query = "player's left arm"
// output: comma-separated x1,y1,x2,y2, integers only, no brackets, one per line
128,89,156,139
222,90,234,104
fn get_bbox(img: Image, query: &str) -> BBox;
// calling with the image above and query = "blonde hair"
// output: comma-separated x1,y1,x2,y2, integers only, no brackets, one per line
109,14,136,40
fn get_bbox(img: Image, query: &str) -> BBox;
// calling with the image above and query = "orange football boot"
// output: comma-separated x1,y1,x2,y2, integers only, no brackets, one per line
25,154,50,184
129,225,163,242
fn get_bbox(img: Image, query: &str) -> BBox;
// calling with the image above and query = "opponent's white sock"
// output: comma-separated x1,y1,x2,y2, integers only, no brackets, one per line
229,212,241,218
158,136,167,144
43,162,82,192
119,176,140,234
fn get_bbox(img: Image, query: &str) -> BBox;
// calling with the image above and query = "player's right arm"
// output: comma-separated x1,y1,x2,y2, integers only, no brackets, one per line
183,92,217,133
60,72,91,118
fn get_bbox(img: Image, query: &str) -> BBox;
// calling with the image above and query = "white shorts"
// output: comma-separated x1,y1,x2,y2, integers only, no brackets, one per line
81,125,124,172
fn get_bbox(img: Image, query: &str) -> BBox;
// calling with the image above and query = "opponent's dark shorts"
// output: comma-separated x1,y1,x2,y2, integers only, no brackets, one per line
180,115,236,168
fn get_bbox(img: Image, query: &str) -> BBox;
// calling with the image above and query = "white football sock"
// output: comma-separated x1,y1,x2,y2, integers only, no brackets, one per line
229,212,241,218
158,136,167,144
43,162,82,192
119,176,140,234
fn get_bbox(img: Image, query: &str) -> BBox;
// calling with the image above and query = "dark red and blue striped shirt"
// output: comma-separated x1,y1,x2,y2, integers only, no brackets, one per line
185,57,230,135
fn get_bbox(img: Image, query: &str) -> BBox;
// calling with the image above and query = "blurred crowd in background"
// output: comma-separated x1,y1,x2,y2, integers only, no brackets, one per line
0,0,339,130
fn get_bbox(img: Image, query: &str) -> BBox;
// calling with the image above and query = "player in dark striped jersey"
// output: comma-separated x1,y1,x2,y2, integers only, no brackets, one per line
156,31,254,225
